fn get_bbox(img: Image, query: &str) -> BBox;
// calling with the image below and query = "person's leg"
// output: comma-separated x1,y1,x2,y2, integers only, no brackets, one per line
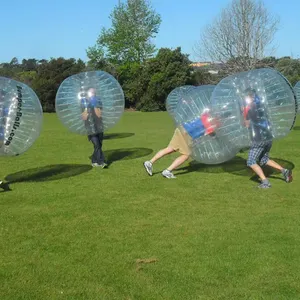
247,143,270,188
249,164,268,181
89,135,98,164
150,147,175,164
144,147,175,176
167,154,189,172
259,142,293,183
89,134,106,167
265,160,293,183
266,159,283,171
162,154,190,179
97,132,107,167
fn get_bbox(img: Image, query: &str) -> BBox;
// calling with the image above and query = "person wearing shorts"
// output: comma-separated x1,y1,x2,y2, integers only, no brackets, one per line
243,88,293,188
143,109,217,179
143,127,192,179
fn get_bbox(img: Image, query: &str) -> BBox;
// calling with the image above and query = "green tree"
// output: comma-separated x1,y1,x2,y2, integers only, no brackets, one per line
17,70,37,85
87,0,161,66
275,57,300,85
135,47,194,111
116,62,144,108
32,58,86,112
21,59,38,71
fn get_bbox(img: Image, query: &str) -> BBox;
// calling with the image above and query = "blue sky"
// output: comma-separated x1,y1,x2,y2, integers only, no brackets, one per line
0,0,299,63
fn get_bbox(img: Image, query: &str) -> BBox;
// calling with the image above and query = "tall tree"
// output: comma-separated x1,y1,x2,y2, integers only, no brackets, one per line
195,0,279,73
136,47,194,111
32,58,86,112
275,57,300,85
87,0,161,66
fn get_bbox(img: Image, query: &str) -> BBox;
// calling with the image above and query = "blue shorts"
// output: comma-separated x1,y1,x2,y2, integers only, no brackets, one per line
247,141,272,167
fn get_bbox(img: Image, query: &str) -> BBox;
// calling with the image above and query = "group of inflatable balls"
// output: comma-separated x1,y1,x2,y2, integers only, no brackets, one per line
166,68,299,164
0,68,299,165
0,71,125,156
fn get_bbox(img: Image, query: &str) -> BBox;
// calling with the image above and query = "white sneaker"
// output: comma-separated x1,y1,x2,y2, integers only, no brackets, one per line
143,161,153,176
92,163,101,167
162,169,176,179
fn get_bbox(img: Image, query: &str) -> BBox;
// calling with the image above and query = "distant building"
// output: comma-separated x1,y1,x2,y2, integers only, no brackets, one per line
190,61,223,74
190,62,212,68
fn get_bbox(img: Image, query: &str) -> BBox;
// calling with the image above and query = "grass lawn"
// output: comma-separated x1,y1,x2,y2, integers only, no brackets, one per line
1,112,300,300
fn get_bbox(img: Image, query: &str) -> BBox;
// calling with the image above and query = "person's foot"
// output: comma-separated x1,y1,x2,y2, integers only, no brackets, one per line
162,169,176,179
92,162,108,168
282,169,293,183
257,180,271,189
100,162,108,169
143,161,153,176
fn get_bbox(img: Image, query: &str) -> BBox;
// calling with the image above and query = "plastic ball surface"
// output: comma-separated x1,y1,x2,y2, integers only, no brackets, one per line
0,77,43,156
55,71,125,135
294,81,300,114
174,85,239,164
211,68,297,148
166,85,195,118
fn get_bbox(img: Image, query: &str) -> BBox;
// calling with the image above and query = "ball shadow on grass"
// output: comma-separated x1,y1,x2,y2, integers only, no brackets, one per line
104,132,135,140
293,126,300,131
176,156,295,180
4,164,93,185
104,147,153,166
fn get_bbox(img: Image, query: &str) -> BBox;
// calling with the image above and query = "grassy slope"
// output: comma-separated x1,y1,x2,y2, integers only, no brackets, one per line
0,112,300,300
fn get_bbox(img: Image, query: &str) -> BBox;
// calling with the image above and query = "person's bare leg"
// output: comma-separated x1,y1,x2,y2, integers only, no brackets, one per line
162,154,190,179
150,147,174,164
266,160,293,183
266,159,283,171
250,163,267,181
144,147,175,176
167,154,189,171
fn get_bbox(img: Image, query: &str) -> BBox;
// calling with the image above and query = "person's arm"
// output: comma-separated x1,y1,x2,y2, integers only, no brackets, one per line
82,109,89,120
91,97,102,118
244,119,250,128
242,105,251,128
81,98,89,120
94,107,102,118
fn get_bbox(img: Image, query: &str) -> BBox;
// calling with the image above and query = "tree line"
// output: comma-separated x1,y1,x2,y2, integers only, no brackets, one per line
1,54,299,113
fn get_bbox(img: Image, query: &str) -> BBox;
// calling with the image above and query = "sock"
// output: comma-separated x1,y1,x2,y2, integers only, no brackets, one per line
281,168,287,175
262,179,270,185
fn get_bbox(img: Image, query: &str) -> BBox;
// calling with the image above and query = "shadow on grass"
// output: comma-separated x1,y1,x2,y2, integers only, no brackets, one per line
4,164,92,185
104,132,135,140
104,147,153,165
176,156,295,179
293,126,300,131
0,182,12,192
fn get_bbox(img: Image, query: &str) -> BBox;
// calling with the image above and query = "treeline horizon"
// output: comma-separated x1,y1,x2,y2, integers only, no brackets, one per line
0,52,299,112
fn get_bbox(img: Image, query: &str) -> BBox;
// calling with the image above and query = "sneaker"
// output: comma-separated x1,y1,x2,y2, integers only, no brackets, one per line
92,163,101,167
162,169,176,179
257,181,271,189
143,161,153,176
92,162,108,168
283,169,293,183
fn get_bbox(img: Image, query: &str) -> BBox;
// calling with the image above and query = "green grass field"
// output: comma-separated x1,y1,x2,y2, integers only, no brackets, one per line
1,112,300,300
